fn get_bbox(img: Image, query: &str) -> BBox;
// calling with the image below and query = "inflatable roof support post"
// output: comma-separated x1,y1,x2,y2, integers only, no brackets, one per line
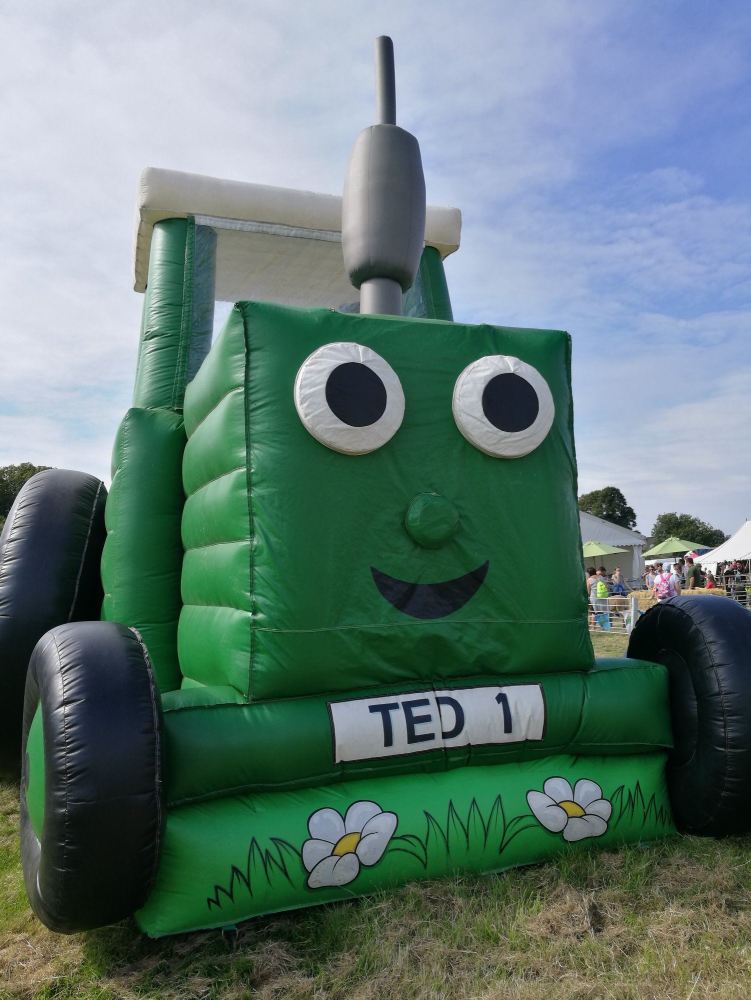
101,219,217,691
132,218,217,410
403,245,453,321
342,36,426,316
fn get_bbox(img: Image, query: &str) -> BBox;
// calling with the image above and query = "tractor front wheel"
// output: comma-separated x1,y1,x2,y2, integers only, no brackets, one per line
21,621,164,932
628,595,751,836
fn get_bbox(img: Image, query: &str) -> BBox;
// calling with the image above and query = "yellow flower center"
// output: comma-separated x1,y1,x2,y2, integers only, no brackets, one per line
332,832,361,857
559,800,586,818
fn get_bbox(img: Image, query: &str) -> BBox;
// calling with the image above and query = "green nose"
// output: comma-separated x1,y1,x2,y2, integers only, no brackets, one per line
404,493,460,548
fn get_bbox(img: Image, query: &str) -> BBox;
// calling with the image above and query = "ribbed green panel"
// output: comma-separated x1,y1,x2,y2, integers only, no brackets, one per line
136,752,673,936
101,407,185,691
133,219,217,410
182,389,246,495
160,659,670,807
403,246,453,320
178,309,250,692
182,306,246,435
181,470,248,549
181,544,251,609
177,606,250,692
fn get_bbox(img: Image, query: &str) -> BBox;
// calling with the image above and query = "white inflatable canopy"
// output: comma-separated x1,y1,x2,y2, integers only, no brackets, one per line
134,168,462,307
696,520,751,571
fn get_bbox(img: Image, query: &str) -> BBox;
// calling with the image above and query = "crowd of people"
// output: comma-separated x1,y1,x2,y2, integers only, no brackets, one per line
586,556,751,631
642,558,750,600
642,557,710,599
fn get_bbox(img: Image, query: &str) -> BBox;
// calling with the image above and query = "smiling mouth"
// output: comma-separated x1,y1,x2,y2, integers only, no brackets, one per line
370,561,490,619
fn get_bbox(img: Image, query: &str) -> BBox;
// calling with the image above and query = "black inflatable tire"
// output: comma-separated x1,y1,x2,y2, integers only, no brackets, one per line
0,469,107,775
628,595,751,836
20,621,164,932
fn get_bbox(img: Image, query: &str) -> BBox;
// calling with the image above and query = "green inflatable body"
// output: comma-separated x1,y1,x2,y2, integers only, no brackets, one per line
15,37,751,938
121,295,677,936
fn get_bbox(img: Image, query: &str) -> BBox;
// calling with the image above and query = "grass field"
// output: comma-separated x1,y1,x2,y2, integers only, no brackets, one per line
4,631,751,999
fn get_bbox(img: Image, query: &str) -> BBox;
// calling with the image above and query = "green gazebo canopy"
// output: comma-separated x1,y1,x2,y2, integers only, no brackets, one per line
643,537,702,558
582,540,627,558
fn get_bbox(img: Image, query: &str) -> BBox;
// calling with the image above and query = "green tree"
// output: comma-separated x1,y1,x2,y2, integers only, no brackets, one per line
650,512,728,549
0,463,50,528
578,486,637,530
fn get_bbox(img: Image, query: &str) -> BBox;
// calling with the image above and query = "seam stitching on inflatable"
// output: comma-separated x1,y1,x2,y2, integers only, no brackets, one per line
568,675,588,747
0,473,46,589
182,539,247,552
181,602,248,613
249,617,584,634
185,465,246,497
52,628,72,899
243,313,256,702
669,601,730,828
130,627,163,893
185,385,243,440
67,480,103,621
172,218,194,409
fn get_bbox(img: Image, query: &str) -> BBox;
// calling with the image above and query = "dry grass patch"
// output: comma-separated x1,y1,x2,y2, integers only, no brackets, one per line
4,772,751,998
590,631,629,657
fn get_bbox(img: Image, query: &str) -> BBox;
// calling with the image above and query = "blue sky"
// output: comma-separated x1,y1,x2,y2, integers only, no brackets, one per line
1,1,749,534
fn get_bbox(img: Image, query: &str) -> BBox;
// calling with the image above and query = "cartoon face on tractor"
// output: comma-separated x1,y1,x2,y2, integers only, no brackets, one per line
5,36,751,940
178,302,593,703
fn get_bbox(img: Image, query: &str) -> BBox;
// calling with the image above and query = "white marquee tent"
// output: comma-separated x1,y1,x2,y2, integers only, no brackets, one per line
694,520,751,572
579,511,647,581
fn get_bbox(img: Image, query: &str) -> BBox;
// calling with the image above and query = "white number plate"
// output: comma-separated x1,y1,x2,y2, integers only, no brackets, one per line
329,684,545,763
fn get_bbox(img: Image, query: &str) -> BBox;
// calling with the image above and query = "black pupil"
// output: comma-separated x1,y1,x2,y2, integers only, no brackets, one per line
481,373,539,432
325,362,387,427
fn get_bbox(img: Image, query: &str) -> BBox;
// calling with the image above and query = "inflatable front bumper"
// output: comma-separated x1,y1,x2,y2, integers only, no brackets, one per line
22,622,673,936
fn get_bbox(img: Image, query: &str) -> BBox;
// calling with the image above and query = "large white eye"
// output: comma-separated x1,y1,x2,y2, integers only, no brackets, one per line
294,342,405,455
452,355,554,458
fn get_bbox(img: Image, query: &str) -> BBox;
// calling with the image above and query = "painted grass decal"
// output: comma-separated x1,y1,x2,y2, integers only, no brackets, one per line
207,838,301,912
205,772,672,915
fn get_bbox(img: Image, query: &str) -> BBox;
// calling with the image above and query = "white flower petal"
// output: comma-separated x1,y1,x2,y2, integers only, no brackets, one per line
543,777,573,804
308,807,345,844
562,815,608,843
360,810,397,841
302,838,333,873
345,800,382,834
573,779,603,809
527,791,568,833
356,811,397,865
307,852,360,889
585,799,612,822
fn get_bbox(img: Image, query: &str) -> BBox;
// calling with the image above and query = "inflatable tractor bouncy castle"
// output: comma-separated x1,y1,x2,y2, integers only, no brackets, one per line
3,38,751,936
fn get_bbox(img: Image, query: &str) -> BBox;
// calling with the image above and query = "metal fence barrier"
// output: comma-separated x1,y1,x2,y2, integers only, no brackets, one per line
588,577,751,635
588,595,640,635
721,573,751,608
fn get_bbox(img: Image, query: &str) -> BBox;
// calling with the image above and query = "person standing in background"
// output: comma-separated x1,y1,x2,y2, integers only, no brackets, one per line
611,567,627,595
586,567,597,627
685,557,702,589
652,563,680,601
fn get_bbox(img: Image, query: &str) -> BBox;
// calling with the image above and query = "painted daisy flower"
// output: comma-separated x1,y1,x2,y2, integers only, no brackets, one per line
302,800,397,889
527,777,612,842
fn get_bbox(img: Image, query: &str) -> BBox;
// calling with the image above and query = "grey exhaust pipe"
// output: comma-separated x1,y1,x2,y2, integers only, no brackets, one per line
342,36,426,316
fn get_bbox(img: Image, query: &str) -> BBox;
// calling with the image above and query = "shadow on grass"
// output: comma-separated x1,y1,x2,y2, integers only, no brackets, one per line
8,832,751,999
75,836,716,998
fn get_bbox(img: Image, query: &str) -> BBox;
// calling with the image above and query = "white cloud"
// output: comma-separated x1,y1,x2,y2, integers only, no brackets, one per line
0,1,749,533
